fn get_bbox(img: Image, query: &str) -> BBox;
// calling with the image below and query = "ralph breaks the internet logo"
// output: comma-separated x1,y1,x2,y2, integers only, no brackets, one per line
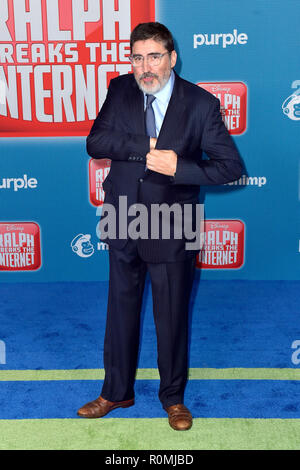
197,82,247,135
89,158,111,206
0,0,155,137
0,222,42,271
197,220,245,269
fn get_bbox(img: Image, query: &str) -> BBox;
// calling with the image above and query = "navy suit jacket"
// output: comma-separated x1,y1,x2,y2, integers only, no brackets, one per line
86,71,243,262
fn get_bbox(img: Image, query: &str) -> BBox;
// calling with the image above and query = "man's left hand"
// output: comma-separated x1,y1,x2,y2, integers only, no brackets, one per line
146,149,177,176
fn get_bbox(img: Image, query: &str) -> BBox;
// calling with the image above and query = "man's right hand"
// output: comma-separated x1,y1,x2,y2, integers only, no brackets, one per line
150,138,157,150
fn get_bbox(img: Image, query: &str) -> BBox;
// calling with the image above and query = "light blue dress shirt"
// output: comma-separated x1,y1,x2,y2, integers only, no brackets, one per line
143,70,175,137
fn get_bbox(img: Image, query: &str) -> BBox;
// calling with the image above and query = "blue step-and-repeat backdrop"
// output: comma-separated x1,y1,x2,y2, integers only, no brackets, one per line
0,0,299,282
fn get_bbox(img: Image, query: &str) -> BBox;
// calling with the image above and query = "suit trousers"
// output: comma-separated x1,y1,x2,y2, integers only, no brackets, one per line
101,238,196,408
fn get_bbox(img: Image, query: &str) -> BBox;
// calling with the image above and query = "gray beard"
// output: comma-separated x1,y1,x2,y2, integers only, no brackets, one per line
134,71,171,94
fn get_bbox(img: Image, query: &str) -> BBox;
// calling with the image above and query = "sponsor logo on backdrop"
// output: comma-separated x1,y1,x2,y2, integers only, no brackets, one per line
193,29,248,49
71,233,95,258
0,0,155,137
224,174,267,187
0,174,38,191
0,222,41,270
89,158,111,206
71,231,108,257
196,220,245,269
198,82,247,134
282,80,300,121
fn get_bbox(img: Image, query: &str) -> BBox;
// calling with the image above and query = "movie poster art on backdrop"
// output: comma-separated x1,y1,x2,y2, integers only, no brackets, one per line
89,158,111,206
0,222,42,271
196,220,245,270
197,82,247,135
0,0,155,136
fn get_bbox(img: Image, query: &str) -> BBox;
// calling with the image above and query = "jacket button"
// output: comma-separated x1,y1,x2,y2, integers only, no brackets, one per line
139,178,144,183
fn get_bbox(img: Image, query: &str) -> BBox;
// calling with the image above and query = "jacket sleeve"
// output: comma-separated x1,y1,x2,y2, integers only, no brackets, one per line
86,78,150,160
172,97,243,185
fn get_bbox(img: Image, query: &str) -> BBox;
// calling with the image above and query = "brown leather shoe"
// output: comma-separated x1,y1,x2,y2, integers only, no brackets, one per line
77,395,134,418
164,404,193,430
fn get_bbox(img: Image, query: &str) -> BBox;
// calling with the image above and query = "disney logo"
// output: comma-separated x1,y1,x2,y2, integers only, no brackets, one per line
210,223,229,229
211,86,231,93
5,225,24,232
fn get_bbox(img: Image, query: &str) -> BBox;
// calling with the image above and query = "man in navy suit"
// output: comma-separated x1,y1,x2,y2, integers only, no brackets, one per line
78,22,242,430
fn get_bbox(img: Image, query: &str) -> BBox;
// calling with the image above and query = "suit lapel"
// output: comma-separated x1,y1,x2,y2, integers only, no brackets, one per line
143,72,187,179
126,76,145,135
155,72,186,150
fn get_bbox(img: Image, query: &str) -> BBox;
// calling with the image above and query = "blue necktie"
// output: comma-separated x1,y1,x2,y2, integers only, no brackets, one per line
145,94,156,137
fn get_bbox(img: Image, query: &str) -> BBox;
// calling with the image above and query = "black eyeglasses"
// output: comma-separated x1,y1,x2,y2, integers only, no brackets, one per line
129,52,171,67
